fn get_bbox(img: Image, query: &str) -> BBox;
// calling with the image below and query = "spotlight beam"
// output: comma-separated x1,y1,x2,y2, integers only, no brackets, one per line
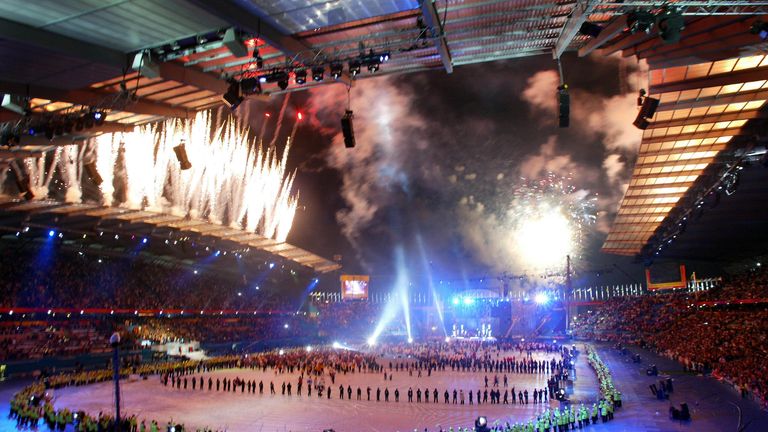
417,233,446,336
395,246,412,343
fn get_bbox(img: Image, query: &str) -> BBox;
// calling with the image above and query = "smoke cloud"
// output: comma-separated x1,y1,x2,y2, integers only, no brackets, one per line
306,78,427,258
301,55,645,274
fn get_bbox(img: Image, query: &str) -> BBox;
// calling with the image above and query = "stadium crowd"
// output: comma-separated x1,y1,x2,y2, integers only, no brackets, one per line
0,247,293,311
572,268,768,409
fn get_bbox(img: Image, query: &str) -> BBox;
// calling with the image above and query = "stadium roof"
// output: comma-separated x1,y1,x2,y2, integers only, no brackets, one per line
597,13,768,259
4,1,765,130
4,1,768,264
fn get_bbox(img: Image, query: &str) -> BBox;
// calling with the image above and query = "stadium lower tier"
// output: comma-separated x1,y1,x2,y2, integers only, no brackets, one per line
572,281,768,410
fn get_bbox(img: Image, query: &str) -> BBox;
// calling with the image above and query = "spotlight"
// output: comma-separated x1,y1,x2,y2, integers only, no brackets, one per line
360,49,387,73
578,21,602,37
48,230,55,237
656,7,685,44
367,337,376,346
627,10,655,34
348,60,361,77
463,297,474,305
341,109,355,148
451,297,460,305
269,262,275,269
93,111,106,126
330,62,343,79
172,140,192,170
84,161,103,186
142,238,148,244
445,336,451,343
332,341,341,349
240,77,262,95
534,293,549,305
306,345,312,352
751,20,768,40
222,81,244,110
407,337,414,343
294,69,307,85
312,66,325,81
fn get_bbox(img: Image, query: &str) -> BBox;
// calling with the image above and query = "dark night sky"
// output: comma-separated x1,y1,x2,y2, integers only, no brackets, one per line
231,53,650,288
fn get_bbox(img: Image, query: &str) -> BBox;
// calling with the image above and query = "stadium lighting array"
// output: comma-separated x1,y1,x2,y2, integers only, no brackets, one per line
1,108,108,148
223,49,391,110
626,6,685,44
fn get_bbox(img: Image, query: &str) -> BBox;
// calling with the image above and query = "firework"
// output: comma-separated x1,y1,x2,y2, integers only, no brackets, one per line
15,111,299,242
506,173,597,272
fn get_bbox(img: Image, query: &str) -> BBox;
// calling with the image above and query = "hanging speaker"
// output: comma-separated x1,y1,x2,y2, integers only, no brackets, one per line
341,110,355,148
639,96,660,119
173,142,192,170
557,85,569,128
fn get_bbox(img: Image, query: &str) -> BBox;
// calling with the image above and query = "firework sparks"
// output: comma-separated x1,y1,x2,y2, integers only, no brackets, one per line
100,111,298,241
506,173,597,272
14,111,299,242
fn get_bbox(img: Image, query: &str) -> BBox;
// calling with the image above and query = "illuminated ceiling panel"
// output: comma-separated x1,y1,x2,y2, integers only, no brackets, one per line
603,55,768,256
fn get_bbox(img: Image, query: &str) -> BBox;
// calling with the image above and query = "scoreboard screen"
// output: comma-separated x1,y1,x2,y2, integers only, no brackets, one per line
340,275,369,300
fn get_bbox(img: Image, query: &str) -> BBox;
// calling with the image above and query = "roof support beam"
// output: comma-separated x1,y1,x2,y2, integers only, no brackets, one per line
578,15,627,57
658,88,768,112
0,80,189,118
420,0,453,73
156,62,228,94
650,66,768,94
0,17,128,68
132,53,230,94
187,0,311,59
553,0,598,59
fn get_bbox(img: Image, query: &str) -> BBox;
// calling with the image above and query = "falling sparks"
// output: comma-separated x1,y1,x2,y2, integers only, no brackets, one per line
13,111,299,242
99,111,298,241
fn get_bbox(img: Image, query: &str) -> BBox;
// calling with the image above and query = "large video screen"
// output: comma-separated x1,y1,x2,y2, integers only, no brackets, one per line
340,275,369,300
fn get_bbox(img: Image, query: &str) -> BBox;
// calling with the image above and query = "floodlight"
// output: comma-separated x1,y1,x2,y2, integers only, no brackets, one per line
534,293,549,305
